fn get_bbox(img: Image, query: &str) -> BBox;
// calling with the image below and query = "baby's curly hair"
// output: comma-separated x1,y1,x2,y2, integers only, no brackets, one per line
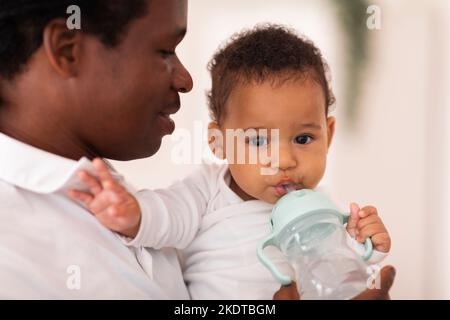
207,24,335,124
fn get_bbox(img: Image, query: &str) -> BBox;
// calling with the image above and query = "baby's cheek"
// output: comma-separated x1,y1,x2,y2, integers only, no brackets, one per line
305,173,323,189
304,158,327,187
229,165,259,192
247,170,271,200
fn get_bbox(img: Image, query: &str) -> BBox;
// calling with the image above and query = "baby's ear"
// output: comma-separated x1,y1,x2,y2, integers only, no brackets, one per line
208,122,225,160
326,116,336,150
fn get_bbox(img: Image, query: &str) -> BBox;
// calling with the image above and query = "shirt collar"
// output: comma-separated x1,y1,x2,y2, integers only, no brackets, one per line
0,132,123,194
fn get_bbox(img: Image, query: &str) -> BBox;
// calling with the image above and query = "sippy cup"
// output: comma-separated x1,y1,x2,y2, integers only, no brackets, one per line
257,189,374,300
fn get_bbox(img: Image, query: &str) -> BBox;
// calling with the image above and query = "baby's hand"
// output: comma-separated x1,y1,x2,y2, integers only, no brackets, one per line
68,158,141,238
346,203,391,253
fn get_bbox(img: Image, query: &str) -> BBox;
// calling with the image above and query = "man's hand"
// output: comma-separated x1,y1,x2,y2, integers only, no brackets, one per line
346,203,391,253
273,265,396,300
273,282,300,300
68,158,141,238
351,265,396,300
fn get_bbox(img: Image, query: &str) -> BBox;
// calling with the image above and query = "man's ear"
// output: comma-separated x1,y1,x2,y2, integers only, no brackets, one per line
326,116,336,151
208,122,226,160
42,18,83,77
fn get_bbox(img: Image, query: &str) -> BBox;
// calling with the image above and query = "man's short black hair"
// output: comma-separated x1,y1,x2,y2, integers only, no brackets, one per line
0,0,148,80
207,24,336,124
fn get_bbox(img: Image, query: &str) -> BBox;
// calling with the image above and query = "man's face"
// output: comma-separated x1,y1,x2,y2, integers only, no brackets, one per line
74,0,192,160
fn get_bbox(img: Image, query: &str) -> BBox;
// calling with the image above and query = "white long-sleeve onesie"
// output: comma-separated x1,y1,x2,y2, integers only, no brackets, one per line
126,163,387,299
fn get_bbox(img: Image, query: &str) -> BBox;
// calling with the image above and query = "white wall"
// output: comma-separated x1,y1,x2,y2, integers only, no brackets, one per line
330,0,428,299
112,0,341,189
422,0,450,299
111,0,450,299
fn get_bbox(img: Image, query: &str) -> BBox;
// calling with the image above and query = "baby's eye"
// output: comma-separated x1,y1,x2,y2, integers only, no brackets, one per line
294,135,313,145
248,136,269,147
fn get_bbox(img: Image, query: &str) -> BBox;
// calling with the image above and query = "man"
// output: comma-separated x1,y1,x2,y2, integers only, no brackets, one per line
0,0,192,299
0,0,394,299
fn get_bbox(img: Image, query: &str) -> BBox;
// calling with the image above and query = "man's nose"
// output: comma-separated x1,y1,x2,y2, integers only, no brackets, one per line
173,59,193,93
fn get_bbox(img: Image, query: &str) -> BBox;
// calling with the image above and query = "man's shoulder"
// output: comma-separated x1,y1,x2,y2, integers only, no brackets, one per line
0,179,16,193
0,180,30,213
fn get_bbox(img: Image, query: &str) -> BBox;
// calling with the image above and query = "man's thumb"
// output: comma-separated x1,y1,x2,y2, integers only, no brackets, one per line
380,265,396,293
273,282,300,300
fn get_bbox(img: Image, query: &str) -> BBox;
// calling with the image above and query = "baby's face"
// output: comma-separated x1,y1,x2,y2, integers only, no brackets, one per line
215,78,335,204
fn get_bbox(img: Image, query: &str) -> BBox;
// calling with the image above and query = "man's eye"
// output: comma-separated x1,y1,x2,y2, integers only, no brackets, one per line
159,49,175,57
294,135,313,145
248,136,269,147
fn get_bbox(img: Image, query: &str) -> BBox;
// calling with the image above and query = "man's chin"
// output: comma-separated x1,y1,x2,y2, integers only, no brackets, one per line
107,140,163,161
137,139,163,160
146,140,163,157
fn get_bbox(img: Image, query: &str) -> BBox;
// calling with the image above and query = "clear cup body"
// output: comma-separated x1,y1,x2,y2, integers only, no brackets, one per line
279,212,371,300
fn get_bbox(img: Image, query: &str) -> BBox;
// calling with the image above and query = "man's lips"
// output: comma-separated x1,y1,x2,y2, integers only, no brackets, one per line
157,113,175,134
156,103,180,134
160,103,180,116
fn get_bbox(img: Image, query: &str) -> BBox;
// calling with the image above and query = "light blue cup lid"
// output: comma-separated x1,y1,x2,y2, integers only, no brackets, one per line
270,189,343,236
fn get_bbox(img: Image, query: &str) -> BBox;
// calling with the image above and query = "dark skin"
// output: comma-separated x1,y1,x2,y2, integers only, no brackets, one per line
0,0,193,161
273,265,396,300
0,0,394,300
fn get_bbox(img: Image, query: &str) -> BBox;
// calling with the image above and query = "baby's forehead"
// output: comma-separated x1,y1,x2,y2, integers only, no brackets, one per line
226,77,327,116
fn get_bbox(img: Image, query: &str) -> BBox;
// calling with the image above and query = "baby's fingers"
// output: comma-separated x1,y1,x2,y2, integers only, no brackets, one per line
359,205,378,218
371,233,391,252
356,224,387,243
357,214,381,230
87,191,119,214
93,158,116,189
346,202,361,238
78,170,102,195
68,189,94,207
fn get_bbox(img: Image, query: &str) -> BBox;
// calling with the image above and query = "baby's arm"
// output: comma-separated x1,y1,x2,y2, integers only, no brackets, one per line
346,202,391,264
69,159,207,249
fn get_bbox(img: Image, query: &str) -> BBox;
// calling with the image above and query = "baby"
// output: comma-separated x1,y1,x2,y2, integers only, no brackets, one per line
69,25,391,299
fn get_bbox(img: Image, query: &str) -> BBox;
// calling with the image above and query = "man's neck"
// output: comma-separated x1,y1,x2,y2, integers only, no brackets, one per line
0,114,97,161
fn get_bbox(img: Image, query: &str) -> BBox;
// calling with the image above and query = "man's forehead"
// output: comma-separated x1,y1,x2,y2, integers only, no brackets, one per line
148,0,187,23
146,0,187,38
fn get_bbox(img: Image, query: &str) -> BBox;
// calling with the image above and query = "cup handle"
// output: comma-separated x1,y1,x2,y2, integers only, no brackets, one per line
342,213,374,261
257,235,292,285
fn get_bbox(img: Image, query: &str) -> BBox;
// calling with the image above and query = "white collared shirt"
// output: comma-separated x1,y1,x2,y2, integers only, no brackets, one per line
0,133,189,299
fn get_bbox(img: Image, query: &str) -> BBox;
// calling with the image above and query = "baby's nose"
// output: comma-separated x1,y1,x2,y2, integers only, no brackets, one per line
278,146,297,171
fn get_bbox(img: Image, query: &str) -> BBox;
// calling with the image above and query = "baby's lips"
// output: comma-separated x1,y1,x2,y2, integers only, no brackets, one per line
274,185,288,197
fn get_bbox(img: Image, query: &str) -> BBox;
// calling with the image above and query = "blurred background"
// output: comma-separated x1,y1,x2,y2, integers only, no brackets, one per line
111,0,450,299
